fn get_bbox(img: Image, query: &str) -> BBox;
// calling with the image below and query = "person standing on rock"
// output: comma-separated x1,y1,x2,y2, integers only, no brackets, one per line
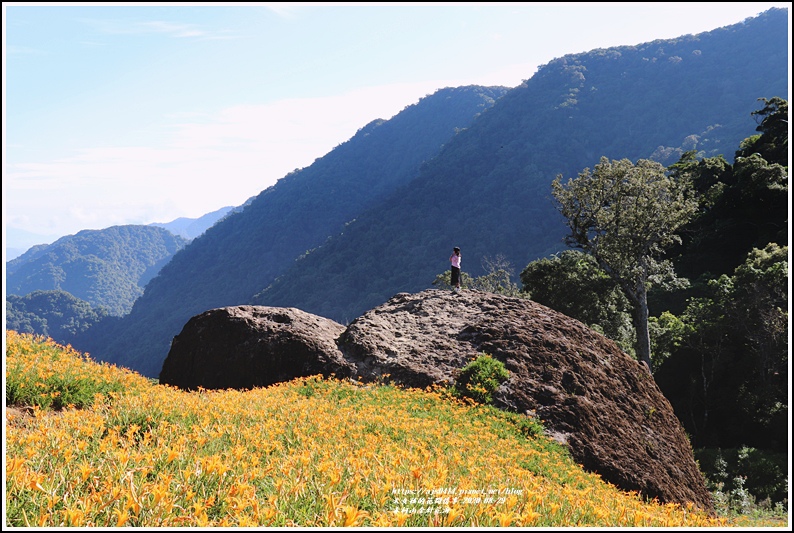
449,247,462,292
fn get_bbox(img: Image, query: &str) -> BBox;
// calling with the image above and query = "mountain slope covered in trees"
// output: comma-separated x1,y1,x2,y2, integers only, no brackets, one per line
6,290,109,345
255,8,789,320
6,226,187,316
77,86,508,376
71,8,788,379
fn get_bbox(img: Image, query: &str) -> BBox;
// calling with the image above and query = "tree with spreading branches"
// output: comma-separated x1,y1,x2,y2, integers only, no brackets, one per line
551,157,698,371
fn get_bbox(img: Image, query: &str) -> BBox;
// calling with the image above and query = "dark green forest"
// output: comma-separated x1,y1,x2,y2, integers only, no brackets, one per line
6,225,187,316
6,290,109,345
655,97,788,452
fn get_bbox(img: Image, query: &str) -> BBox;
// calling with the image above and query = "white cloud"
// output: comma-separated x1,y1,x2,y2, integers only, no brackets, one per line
261,3,307,19
5,44,44,54
81,17,238,40
3,81,452,237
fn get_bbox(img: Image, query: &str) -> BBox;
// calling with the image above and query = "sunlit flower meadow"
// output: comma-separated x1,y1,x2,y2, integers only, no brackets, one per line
5,331,741,527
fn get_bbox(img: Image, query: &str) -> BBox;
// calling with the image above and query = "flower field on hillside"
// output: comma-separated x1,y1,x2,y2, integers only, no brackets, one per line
5,331,752,527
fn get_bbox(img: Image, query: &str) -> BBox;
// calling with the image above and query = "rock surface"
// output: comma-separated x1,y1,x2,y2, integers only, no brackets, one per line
160,289,713,512
159,306,351,390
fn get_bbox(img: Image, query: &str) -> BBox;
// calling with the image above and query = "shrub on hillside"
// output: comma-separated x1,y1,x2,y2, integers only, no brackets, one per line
453,353,509,405
695,446,788,514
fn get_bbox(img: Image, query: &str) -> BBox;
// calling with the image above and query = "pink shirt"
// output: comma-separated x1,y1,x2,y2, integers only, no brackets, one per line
450,253,461,268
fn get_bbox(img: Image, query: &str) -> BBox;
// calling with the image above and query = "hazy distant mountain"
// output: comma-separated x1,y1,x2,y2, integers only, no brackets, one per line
6,225,188,316
74,8,788,378
150,205,236,240
5,206,233,262
4,227,62,261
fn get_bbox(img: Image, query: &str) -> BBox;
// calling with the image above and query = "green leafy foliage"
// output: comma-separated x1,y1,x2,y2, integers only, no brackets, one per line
432,269,474,290
737,96,788,164
432,255,523,296
6,290,109,347
466,256,523,296
695,447,788,515
655,244,788,452
520,250,635,354
647,311,686,372
551,157,698,369
663,98,788,292
452,353,509,405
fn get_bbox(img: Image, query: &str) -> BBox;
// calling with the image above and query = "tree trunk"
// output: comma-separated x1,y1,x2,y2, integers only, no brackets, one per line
632,285,653,372
598,257,653,373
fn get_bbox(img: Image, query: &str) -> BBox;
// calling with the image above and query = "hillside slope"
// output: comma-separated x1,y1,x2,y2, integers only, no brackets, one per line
255,8,789,322
8,330,745,527
79,86,508,376
6,225,187,316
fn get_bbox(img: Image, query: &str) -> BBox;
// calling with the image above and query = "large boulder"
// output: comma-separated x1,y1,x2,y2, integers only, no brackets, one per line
159,289,712,512
159,306,353,390
339,290,712,512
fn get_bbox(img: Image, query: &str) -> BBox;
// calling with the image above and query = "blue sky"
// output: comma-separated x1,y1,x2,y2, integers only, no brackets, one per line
3,2,791,251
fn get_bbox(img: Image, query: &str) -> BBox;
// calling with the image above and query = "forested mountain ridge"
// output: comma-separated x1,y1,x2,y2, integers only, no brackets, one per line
6,290,109,345
77,85,508,376
6,225,187,316
68,8,788,379
254,8,789,321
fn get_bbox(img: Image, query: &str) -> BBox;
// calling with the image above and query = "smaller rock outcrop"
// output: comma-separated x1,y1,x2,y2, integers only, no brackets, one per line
159,306,353,390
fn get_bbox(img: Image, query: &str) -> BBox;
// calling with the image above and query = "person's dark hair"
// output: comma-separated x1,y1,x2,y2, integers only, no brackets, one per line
453,247,460,253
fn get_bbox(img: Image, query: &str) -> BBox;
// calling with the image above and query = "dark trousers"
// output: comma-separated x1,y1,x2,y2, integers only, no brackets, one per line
451,266,461,286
